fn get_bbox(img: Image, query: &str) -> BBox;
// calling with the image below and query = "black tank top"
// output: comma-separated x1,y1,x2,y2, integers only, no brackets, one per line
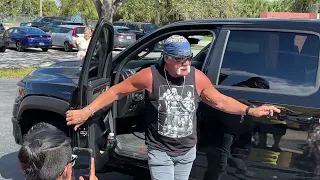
145,63,200,156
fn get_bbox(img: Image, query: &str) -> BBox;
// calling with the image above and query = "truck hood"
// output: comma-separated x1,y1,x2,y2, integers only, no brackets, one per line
21,60,83,102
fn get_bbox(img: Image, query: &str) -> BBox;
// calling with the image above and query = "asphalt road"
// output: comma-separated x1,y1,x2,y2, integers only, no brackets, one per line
0,47,79,69
0,78,134,180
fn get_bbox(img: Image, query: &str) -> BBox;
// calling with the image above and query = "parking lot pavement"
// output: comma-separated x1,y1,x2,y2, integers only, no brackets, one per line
0,78,134,180
0,48,79,69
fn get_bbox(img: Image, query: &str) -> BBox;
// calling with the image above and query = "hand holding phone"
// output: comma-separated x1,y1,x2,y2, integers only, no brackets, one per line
79,157,97,180
73,147,97,180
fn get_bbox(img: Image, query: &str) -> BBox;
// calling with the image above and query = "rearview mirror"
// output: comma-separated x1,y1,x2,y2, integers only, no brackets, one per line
187,37,200,45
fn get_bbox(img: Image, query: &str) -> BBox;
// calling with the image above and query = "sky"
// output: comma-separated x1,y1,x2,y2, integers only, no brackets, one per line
55,0,61,7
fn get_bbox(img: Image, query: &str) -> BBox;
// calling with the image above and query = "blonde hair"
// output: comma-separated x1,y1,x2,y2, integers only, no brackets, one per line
84,27,92,35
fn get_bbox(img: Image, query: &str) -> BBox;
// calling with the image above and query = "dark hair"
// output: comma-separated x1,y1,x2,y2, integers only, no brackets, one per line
308,125,320,174
18,124,72,180
27,122,58,134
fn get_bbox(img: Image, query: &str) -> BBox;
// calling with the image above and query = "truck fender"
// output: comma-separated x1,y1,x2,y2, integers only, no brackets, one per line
18,96,70,120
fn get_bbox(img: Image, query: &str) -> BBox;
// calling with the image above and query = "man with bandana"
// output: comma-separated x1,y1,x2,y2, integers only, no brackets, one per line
66,35,281,180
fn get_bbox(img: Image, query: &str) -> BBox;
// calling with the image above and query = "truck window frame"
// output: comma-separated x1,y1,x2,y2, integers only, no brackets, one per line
213,28,320,97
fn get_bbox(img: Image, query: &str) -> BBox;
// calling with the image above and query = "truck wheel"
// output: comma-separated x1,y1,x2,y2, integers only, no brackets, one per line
0,46,6,52
42,48,49,52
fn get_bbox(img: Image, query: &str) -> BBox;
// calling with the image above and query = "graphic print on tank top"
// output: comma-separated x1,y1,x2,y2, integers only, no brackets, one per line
158,85,195,138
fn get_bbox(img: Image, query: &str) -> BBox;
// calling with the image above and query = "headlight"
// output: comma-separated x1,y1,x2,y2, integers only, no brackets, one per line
16,86,25,99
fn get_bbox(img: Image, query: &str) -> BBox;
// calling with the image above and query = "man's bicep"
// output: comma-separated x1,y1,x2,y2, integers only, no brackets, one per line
195,69,224,108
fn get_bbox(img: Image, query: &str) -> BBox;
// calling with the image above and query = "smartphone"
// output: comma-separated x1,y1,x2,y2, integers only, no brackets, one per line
72,147,93,179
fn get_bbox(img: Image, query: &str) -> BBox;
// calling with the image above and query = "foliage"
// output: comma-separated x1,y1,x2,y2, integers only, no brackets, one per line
2,0,60,17
118,0,155,22
291,0,320,12
60,0,99,24
236,0,293,18
2,0,320,25
42,0,59,16
0,0,23,18
118,0,237,25
0,67,34,78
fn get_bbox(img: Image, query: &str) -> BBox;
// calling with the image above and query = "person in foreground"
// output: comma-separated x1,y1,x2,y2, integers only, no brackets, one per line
18,122,97,180
66,35,281,180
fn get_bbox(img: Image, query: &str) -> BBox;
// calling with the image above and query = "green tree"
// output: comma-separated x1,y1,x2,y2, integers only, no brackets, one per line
117,0,237,25
118,0,155,23
20,0,59,17
237,0,269,18
268,0,293,12
60,0,98,25
0,0,23,18
42,0,59,16
291,0,320,13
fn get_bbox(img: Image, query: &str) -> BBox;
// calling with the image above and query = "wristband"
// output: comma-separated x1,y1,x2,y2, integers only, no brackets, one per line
87,106,95,117
245,105,255,116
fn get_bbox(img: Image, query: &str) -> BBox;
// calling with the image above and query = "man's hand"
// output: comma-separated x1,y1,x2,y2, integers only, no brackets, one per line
79,157,98,180
65,67,152,131
66,108,92,131
248,105,281,117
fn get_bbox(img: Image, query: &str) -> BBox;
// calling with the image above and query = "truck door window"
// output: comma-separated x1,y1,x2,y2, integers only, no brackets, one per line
218,30,320,95
88,28,109,80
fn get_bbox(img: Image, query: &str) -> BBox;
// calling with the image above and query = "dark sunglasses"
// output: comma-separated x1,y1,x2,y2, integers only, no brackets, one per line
59,154,78,176
167,53,193,63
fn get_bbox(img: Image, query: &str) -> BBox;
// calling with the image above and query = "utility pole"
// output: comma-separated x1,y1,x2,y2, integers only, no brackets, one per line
40,0,42,16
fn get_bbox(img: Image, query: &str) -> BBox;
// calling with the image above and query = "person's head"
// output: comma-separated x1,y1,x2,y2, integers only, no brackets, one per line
308,125,320,174
162,35,193,77
18,123,74,180
171,88,178,95
84,27,92,40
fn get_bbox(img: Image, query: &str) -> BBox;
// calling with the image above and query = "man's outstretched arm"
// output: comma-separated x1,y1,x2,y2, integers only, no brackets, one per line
195,69,280,117
66,68,152,130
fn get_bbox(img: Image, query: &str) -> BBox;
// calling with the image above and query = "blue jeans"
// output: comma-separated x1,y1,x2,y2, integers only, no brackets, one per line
147,146,196,180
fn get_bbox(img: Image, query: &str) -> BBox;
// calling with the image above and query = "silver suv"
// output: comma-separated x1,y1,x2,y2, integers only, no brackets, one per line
49,25,86,52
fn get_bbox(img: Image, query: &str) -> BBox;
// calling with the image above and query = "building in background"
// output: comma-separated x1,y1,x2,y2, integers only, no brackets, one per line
260,12,319,19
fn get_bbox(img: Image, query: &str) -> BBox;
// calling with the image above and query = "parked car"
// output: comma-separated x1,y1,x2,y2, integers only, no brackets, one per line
39,20,84,32
113,21,158,39
0,23,9,52
7,26,52,52
11,18,320,180
113,26,136,50
20,16,69,28
49,25,87,51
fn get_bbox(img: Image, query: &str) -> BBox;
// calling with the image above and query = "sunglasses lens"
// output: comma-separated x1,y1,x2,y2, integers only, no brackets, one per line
175,56,193,63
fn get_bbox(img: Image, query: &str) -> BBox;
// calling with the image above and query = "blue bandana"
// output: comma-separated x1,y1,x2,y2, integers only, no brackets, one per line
163,35,192,57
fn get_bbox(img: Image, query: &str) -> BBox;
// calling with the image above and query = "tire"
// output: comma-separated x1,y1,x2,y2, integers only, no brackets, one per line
42,48,48,52
16,41,24,52
0,46,6,52
64,41,72,52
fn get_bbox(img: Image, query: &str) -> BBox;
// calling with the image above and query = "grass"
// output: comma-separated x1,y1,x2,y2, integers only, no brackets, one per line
4,22,20,28
203,36,213,41
0,67,34,78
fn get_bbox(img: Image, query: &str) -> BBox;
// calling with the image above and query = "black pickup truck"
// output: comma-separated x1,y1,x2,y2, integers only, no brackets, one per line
20,16,69,28
12,18,320,180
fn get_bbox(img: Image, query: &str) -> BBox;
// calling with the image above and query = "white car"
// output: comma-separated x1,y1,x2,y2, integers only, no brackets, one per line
49,25,87,52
